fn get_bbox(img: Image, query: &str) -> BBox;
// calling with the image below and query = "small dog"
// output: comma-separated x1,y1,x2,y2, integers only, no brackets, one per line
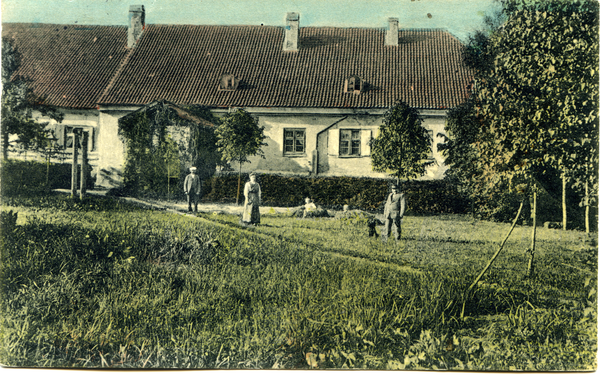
367,217,383,238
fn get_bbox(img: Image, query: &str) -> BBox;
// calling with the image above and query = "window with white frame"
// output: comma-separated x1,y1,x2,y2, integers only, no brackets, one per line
284,128,305,155
339,129,361,156
56,125,95,152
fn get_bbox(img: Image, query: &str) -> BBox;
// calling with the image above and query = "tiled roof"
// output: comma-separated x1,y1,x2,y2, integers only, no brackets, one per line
2,23,130,109
3,23,472,110
100,25,471,109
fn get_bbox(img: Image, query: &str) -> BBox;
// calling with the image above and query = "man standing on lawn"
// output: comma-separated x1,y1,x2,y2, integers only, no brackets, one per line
382,183,405,242
184,166,202,212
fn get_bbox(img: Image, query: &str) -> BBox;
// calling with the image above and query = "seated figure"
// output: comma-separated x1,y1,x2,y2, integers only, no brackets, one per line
303,197,317,217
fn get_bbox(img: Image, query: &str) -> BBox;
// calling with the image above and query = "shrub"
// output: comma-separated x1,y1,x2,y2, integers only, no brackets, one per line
1,159,93,196
201,174,470,214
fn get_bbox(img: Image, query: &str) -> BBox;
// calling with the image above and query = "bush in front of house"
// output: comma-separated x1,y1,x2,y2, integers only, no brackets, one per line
1,159,93,197
200,174,470,215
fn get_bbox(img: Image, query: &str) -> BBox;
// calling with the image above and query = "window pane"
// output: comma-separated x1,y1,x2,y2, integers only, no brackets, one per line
340,130,350,140
352,130,360,139
284,129,305,154
340,139,349,155
351,140,360,155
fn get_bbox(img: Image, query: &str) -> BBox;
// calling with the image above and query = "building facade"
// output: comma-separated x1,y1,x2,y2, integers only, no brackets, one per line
3,6,471,188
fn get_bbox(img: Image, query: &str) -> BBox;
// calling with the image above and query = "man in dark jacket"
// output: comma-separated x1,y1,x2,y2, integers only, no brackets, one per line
382,184,406,241
184,167,202,212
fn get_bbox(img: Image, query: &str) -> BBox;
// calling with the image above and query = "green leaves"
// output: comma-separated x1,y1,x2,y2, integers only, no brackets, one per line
370,102,433,182
452,0,598,204
215,109,267,166
2,39,64,159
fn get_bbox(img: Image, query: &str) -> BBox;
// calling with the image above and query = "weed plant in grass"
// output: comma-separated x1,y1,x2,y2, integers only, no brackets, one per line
0,194,596,370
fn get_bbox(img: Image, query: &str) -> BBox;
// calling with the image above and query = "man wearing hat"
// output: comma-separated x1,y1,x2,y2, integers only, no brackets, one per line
184,167,202,212
382,183,406,241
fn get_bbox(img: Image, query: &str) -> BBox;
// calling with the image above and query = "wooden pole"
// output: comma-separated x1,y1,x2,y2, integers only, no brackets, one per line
79,131,88,199
46,153,50,187
236,160,242,205
562,172,567,231
467,200,524,291
585,181,590,235
71,130,79,197
527,185,537,277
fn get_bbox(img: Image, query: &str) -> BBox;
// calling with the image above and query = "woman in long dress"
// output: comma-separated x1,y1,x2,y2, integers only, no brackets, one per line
242,173,261,225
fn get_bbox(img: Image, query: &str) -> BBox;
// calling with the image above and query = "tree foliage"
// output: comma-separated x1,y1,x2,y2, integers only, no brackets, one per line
215,109,266,168
1,38,63,159
179,105,222,179
215,109,266,204
476,0,598,190
370,102,433,182
118,101,220,197
442,0,598,223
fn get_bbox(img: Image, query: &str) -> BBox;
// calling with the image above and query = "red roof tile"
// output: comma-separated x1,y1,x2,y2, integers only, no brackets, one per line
2,23,130,109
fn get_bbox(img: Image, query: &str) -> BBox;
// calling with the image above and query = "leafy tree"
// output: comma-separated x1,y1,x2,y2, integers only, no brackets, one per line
1,38,63,160
370,102,433,184
465,0,599,275
119,101,220,198
180,105,222,180
443,0,598,228
215,109,266,204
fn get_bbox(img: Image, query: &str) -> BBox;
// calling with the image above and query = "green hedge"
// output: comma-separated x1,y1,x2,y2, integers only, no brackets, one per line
1,159,93,197
201,174,470,214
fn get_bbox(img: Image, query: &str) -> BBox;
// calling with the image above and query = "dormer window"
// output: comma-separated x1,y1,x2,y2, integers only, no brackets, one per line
345,76,363,94
219,74,239,91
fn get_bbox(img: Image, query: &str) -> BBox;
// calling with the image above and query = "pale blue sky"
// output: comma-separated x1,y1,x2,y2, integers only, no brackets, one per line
2,0,500,41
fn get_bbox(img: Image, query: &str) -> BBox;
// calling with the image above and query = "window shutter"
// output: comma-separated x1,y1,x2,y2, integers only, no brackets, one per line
329,128,339,156
90,128,97,151
361,130,371,156
54,124,65,146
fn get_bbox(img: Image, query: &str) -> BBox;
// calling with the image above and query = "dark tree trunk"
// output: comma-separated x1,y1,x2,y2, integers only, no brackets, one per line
562,172,567,231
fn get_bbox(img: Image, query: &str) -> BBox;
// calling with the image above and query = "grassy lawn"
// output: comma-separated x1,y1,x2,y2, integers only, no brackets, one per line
0,194,596,370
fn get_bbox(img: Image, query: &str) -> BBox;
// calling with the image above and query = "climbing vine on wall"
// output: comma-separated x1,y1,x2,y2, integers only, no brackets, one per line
118,101,220,197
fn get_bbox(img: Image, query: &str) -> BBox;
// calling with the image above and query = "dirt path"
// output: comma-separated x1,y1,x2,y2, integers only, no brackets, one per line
54,189,295,216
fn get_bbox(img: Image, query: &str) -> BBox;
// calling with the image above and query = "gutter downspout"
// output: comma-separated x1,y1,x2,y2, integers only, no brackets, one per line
314,116,348,175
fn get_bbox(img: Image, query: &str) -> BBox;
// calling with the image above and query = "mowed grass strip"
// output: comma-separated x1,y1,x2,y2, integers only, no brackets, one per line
0,194,596,370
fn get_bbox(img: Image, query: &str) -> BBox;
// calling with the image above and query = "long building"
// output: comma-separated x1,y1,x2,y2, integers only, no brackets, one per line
2,5,472,188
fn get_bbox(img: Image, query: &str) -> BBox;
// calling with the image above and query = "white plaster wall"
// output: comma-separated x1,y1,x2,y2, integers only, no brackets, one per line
324,116,388,178
95,110,129,188
238,113,449,180
241,115,347,175
30,107,447,188
29,108,100,165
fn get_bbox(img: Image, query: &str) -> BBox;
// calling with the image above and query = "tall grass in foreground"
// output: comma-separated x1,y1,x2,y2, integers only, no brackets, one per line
0,194,596,369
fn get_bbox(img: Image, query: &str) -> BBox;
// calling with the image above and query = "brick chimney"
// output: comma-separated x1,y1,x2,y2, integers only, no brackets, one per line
128,5,145,48
385,17,399,46
283,12,300,52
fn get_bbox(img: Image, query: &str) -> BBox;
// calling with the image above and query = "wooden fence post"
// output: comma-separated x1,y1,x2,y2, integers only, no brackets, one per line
80,131,88,199
71,130,79,197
